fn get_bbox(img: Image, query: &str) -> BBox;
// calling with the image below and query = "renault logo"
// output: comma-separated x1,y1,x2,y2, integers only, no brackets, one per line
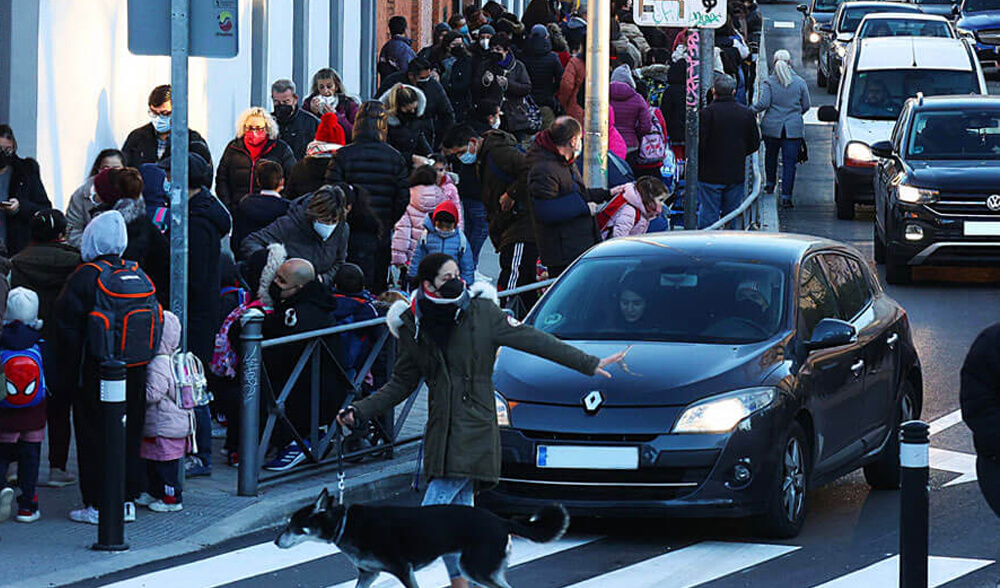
988,194,1000,212
582,391,605,414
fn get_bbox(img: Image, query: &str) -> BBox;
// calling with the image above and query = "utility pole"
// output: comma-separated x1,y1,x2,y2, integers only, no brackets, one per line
170,0,190,346
683,28,715,229
583,0,610,190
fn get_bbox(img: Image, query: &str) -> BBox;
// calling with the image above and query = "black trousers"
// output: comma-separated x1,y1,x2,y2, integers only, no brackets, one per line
0,440,41,510
977,455,1000,518
146,458,182,503
46,391,72,470
499,241,539,313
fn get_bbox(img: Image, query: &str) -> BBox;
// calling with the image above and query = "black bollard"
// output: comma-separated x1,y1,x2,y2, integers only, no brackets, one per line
899,420,929,588
238,310,264,497
93,360,129,551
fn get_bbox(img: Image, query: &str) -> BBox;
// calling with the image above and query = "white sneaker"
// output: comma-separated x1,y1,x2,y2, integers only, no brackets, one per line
0,487,14,522
148,499,183,513
69,506,100,525
15,508,40,523
135,492,156,507
124,501,136,523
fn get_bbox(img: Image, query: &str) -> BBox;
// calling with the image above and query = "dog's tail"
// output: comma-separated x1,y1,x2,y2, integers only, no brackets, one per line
506,504,570,543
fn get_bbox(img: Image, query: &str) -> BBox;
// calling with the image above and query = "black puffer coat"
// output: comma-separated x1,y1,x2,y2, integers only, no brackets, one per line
519,35,564,110
276,108,320,160
233,193,291,254
662,60,687,144
284,156,329,200
215,138,296,209
11,241,81,344
187,190,232,364
325,137,409,230
3,157,52,255
474,55,534,133
961,324,1000,458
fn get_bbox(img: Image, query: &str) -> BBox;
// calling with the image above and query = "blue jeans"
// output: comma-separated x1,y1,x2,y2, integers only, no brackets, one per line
764,136,801,200
422,477,475,579
697,182,745,229
462,199,489,269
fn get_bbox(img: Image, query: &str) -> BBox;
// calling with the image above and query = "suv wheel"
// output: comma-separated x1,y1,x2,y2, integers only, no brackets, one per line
874,224,886,264
817,58,828,87
864,381,917,489
755,421,810,538
835,183,855,220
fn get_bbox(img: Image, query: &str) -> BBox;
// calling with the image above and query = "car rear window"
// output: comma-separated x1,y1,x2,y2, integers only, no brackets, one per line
858,19,953,39
907,109,1000,159
816,0,841,11
528,256,788,344
841,6,918,32
848,69,976,120
965,0,1000,12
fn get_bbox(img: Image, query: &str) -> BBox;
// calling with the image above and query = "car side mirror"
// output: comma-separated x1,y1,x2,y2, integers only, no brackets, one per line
817,105,839,122
797,4,809,13
836,32,854,43
805,319,857,351
817,23,833,33
870,140,894,159
952,4,961,16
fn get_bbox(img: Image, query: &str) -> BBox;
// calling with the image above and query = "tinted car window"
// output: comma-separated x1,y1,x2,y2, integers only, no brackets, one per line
840,6,919,32
798,257,842,339
820,254,871,320
857,19,953,39
529,256,788,344
816,0,841,10
907,110,1000,159
848,70,975,120
965,0,1000,11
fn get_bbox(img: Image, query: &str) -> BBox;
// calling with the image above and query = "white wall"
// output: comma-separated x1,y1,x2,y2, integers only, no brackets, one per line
341,0,363,98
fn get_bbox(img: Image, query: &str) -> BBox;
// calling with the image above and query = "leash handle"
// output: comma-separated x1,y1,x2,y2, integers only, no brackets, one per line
336,424,347,505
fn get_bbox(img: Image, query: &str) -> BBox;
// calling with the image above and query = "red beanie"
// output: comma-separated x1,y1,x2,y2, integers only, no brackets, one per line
432,199,459,223
93,168,121,204
315,112,346,145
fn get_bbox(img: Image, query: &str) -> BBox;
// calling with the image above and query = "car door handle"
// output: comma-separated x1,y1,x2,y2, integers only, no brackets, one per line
886,333,899,348
851,359,865,376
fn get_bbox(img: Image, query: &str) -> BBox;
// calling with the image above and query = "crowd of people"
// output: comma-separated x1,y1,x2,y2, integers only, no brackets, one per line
0,0,813,532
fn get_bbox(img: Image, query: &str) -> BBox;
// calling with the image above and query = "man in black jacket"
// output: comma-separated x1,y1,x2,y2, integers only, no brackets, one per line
271,79,320,160
961,324,1000,518
0,125,53,255
121,85,213,169
377,57,456,148
697,74,760,228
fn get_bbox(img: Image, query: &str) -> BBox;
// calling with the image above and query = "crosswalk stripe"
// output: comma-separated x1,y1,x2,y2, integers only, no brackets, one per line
811,555,994,587
100,540,341,588
560,541,799,588
325,536,600,588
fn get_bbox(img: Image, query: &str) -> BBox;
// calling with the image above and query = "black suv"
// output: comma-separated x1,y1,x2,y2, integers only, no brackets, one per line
872,95,1000,284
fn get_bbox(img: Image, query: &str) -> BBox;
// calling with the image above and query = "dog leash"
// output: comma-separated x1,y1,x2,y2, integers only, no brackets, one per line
336,423,347,505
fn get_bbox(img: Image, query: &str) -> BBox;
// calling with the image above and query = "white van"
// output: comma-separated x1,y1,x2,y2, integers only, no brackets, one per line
817,37,986,219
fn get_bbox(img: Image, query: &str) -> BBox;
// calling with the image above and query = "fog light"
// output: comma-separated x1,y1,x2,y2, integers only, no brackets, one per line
904,224,924,241
809,32,821,44
733,464,751,483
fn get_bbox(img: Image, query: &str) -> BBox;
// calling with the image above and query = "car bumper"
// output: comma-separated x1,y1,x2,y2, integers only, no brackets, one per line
836,166,876,202
480,400,789,518
973,44,1000,69
888,202,1000,266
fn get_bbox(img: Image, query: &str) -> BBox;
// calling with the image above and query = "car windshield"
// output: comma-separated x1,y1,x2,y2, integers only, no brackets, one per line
857,19,953,39
841,6,918,32
816,0,841,11
848,69,975,120
907,110,1000,159
964,0,1000,11
528,256,788,344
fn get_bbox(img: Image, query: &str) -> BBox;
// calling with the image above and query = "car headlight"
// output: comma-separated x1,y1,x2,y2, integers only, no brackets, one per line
809,31,821,44
672,388,776,434
897,184,939,204
845,141,876,168
495,391,511,427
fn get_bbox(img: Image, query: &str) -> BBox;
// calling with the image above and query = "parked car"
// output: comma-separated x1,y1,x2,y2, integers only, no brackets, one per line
817,36,986,219
816,1,922,93
872,95,1000,283
907,0,960,17
800,0,843,59
855,12,958,40
953,0,1000,72
482,232,922,538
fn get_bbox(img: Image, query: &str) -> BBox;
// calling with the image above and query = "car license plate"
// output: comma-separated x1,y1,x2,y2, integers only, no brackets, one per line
964,222,1000,236
536,445,639,470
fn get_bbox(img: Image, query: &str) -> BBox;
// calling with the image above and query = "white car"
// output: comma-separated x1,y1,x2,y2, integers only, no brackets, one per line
854,12,958,41
817,36,986,219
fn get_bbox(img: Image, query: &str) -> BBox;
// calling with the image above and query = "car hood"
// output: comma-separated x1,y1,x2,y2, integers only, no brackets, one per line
919,4,957,16
908,160,1000,190
845,117,896,145
494,339,783,408
958,10,1000,29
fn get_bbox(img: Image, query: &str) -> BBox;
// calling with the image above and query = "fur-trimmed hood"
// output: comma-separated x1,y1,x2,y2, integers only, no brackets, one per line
387,281,498,339
257,243,288,307
379,83,428,127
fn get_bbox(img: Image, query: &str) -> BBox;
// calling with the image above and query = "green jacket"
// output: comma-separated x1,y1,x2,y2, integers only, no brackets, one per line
352,283,600,488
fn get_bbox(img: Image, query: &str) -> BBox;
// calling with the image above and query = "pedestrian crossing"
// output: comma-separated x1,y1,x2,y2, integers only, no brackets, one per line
99,533,996,588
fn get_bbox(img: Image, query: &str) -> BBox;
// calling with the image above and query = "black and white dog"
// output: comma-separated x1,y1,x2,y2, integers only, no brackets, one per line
275,489,569,588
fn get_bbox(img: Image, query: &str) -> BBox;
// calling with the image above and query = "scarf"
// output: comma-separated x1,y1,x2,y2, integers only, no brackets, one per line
414,286,468,348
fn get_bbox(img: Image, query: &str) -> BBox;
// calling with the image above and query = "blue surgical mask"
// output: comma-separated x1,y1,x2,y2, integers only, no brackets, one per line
313,221,336,240
150,114,171,133
437,228,456,238
459,25,470,35
459,150,477,165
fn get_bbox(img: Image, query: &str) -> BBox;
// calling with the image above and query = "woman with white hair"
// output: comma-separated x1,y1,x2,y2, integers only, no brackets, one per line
215,107,296,209
751,49,811,208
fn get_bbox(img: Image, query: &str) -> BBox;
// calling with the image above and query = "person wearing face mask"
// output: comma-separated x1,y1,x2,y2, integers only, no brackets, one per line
406,200,475,286
216,107,296,210
432,32,474,120
473,33,534,141
526,116,610,278
441,125,488,268
241,185,349,285
338,252,625,588
521,25,564,125
379,57,456,149
271,79,320,161
65,149,125,249
0,125,51,257
379,84,433,171
121,85,213,170
301,68,360,140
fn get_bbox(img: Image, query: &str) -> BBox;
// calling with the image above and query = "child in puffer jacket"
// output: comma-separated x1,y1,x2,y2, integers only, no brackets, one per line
391,165,463,271
600,176,674,240
407,200,476,286
138,311,193,513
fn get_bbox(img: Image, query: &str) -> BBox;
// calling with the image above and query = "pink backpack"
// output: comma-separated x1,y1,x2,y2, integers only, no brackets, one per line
638,107,667,166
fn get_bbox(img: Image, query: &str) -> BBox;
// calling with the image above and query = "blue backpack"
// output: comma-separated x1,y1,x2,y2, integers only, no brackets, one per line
0,345,46,409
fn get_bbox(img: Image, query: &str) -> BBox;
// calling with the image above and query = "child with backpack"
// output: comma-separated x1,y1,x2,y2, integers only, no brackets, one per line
597,176,675,240
391,165,464,274
407,200,476,286
0,288,50,523
136,311,194,513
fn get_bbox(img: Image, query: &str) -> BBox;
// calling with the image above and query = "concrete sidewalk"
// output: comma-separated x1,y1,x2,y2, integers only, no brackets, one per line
0,393,427,588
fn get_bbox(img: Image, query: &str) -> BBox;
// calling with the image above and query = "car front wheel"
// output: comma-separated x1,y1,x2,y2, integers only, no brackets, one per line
756,421,810,538
864,380,917,489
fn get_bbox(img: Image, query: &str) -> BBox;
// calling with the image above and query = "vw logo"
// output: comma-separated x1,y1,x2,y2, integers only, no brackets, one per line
987,194,1000,212
582,391,605,414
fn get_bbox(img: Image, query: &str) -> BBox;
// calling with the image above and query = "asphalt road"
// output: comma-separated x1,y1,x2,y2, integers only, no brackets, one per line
75,6,1000,587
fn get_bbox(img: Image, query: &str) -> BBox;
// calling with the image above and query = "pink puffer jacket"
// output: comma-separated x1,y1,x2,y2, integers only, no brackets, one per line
391,181,463,266
609,108,628,160
143,311,194,440
605,183,658,239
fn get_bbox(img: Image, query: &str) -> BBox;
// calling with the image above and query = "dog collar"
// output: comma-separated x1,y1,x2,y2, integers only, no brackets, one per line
335,506,350,544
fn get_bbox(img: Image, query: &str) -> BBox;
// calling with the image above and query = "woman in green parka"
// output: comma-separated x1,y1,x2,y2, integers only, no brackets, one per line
338,253,624,588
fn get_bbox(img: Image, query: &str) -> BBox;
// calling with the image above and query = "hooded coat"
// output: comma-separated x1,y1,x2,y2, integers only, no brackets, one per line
391,183,463,266
408,213,475,285
240,195,350,285
378,73,456,148
188,190,233,364
11,240,81,344
215,137,296,209
379,84,434,167
609,80,653,152
65,177,98,249
351,283,599,488
142,312,194,441
302,94,360,140
558,56,586,123
233,192,291,254
92,197,171,306
519,33,564,109
608,108,628,160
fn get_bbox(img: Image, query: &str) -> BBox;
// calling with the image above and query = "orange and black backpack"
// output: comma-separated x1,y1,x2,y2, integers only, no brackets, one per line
85,259,164,367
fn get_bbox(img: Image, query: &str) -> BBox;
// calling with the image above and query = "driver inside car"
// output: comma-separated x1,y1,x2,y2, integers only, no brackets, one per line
734,280,771,328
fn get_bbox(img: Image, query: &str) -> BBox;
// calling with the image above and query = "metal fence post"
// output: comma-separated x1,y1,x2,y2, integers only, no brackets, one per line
900,420,930,588
93,360,128,552
238,309,265,496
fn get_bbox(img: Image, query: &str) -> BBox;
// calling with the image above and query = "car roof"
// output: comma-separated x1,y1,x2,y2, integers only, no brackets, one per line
582,232,855,265
856,37,973,70
839,1,920,11
910,95,1000,109
858,11,951,21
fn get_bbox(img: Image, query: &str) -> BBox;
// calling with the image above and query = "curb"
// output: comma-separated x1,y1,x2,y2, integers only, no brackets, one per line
4,453,419,588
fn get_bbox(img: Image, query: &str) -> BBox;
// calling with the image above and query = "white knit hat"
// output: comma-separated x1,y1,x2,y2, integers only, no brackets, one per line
4,287,42,330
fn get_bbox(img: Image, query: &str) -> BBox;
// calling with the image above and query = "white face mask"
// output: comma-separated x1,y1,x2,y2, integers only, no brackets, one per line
480,38,490,50
319,94,339,109
313,221,336,240
490,116,501,129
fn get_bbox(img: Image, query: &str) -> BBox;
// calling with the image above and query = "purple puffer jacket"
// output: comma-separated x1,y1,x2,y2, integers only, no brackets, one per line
609,82,653,152
390,181,463,266
303,94,360,141
142,311,194,440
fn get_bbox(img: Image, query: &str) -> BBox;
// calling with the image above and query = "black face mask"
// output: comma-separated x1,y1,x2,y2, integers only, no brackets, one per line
269,282,289,305
436,277,466,299
451,46,469,58
273,104,295,122
399,111,418,122
0,151,10,169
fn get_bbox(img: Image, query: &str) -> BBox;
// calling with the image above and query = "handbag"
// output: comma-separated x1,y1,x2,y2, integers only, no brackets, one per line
797,139,809,164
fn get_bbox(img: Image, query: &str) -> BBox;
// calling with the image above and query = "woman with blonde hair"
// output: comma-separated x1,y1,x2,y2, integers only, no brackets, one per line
215,107,296,209
301,67,360,140
751,49,811,209
380,83,433,169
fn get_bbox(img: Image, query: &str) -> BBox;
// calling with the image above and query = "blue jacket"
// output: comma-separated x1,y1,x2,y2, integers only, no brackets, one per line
408,215,475,285
332,290,379,371
379,36,417,77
